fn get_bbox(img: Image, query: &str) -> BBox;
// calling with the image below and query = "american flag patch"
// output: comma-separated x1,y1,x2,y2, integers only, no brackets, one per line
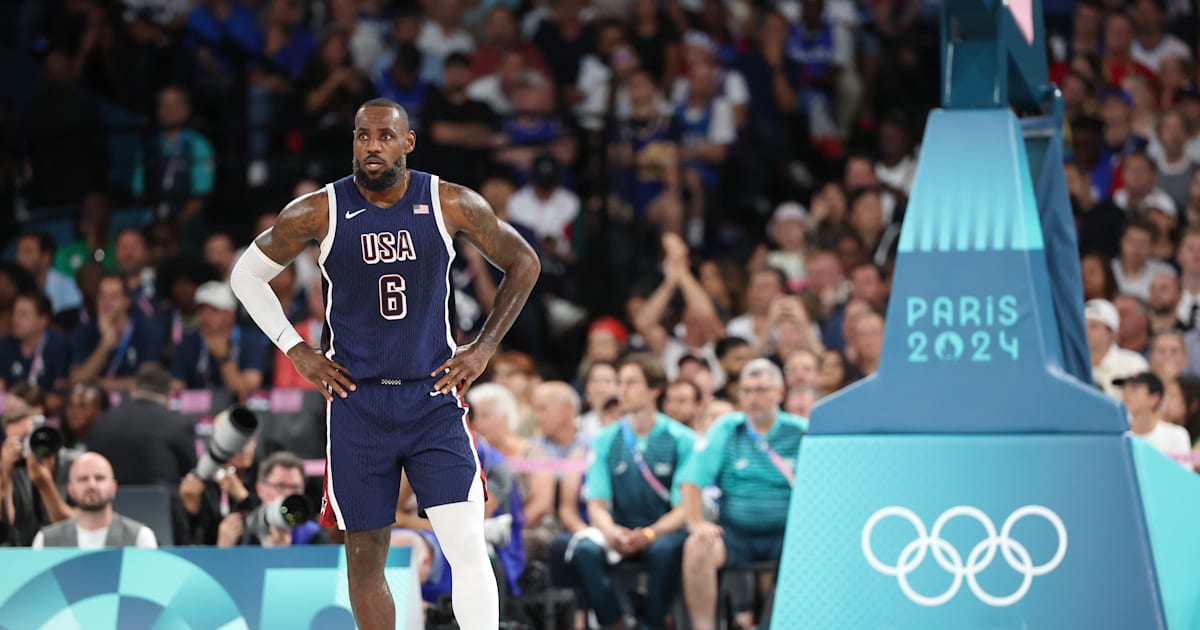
413,204,429,214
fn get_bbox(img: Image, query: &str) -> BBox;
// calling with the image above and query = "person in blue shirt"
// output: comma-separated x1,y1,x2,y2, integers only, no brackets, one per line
131,86,216,243
170,281,266,401
69,274,163,391
679,358,808,630
560,353,696,630
14,232,83,317
0,292,70,392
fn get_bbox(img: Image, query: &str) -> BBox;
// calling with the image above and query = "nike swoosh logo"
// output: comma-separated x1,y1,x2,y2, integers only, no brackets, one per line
345,208,367,219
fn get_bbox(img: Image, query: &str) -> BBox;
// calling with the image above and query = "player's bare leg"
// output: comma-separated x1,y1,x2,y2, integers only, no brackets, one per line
346,527,395,630
426,500,499,630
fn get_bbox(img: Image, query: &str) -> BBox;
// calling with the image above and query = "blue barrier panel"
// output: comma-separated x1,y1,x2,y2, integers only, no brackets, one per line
0,546,411,630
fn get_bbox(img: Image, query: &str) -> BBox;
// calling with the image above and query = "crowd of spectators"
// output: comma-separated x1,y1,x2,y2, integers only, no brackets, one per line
5,0,1200,627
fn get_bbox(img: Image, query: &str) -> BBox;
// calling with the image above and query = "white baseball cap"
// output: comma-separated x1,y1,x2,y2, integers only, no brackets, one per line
195,281,237,312
771,202,809,225
1084,299,1119,331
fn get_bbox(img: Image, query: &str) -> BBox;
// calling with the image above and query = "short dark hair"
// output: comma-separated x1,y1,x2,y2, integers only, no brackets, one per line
394,43,422,75
8,382,45,410
259,451,305,484
849,261,887,282
445,52,471,69
617,353,667,392
752,266,788,292
1122,217,1160,242
1124,150,1157,174
14,291,52,318
98,272,127,292
668,379,702,403
357,98,409,125
19,231,57,257
715,336,751,360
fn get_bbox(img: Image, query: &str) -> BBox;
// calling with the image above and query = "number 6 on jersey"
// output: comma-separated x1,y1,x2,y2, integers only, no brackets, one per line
379,273,407,320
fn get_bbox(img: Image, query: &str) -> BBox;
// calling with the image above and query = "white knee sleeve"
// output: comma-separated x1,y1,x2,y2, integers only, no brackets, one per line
426,501,499,630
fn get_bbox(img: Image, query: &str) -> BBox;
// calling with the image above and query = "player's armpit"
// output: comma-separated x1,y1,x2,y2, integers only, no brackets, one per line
254,188,330,266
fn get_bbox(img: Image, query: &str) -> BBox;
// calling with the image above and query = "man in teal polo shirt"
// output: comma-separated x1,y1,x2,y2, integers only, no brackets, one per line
679,358,807,630
564,353,696,630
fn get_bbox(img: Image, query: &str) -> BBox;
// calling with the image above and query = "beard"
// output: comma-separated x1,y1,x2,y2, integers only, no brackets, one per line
353,155,405,191
76,492,111,512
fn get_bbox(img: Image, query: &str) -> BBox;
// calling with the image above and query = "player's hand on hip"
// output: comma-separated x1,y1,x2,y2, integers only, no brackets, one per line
287,343,356,401
431,341,495,395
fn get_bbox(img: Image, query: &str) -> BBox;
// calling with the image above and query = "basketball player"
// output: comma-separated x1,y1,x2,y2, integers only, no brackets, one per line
230,98,540,630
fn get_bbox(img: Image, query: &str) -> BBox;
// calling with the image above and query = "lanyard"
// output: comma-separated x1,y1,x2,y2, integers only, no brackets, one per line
198,325,241,383
26,331,47,385
744,420,795,487
620,417,671,504
172,310,183,346
105,320,135,378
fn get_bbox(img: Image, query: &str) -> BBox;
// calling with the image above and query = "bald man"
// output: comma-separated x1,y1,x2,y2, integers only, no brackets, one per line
526,380,589,560
32,452,157,549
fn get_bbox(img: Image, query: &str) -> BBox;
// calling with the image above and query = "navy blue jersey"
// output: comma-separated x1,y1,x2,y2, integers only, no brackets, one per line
321,171,455,381
0,331,71,390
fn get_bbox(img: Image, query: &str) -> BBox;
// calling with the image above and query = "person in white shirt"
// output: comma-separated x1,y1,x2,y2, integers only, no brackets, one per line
32,452,157,549
1087,299,1151,399
1131,0,1192,73
1112,219,1177,300
506,155,579,259
1116,371,1193,467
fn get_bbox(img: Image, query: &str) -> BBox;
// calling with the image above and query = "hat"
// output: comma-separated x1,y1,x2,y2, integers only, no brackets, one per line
530,154,561,190
771,202,809,225
683,31,717,55
1141,190,1178,218
195,281,237,311
1176,85,1200,102
134,363,172,397
588,316,629,346
1112,371,1164,397
1100,88,1134,108
1084,299,1119,331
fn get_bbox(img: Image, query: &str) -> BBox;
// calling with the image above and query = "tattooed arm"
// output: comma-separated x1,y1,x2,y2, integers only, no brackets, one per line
232,190,356,401
432,180,541,394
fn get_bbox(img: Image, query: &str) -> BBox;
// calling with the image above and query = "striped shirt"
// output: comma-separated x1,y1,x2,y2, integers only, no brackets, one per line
678,411,807,534
586,413,696,529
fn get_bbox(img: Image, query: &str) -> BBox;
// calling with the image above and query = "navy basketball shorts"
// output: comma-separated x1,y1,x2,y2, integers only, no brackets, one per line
319,378,487,531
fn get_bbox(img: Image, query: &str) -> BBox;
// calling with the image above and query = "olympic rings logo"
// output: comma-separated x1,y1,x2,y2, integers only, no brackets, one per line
861,505,1068,607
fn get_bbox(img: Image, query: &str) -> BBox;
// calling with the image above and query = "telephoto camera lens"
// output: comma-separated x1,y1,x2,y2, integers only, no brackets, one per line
24,426,62,460
194,407,259,481
249,494,313,540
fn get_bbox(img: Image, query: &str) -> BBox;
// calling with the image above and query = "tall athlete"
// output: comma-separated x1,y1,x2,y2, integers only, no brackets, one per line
230,98,540,630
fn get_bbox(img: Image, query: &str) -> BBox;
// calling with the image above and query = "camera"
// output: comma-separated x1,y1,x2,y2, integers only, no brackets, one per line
194,406,258,481
21,425,62,460
247,494,312,540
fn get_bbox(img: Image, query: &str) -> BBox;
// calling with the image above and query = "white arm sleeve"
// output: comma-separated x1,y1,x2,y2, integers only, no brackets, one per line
231,243,306,353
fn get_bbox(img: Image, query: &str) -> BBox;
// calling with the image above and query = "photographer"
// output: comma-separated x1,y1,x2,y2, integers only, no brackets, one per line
0,407,51,545
178,435,259,546
216,451,324,547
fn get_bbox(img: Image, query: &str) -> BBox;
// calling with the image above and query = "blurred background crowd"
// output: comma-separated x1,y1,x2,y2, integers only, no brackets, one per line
4,0,1200,627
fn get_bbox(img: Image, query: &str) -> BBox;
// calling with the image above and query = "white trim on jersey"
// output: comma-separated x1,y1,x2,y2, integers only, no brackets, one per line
453,386,485,502
319,182,346,530
429,175,459,356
